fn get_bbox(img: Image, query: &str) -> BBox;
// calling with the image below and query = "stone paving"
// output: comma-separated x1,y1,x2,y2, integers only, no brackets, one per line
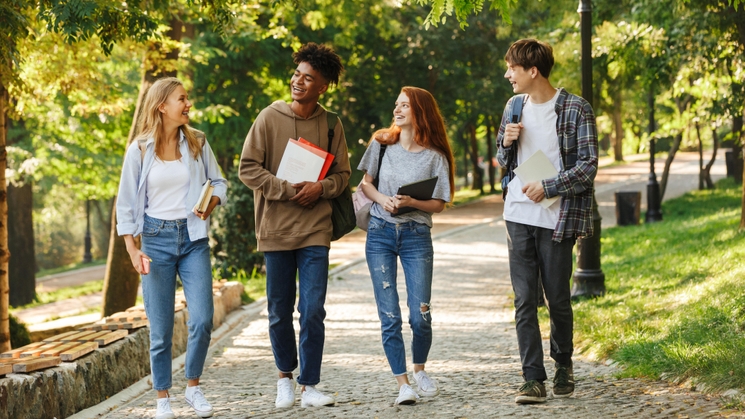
101,218,739,419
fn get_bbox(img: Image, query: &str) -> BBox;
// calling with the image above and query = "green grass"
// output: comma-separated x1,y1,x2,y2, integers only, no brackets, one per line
556,177,745,393
10,280,104,312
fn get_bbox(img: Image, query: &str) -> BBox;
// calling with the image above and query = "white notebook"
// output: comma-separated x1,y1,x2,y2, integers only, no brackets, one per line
513,150,560,209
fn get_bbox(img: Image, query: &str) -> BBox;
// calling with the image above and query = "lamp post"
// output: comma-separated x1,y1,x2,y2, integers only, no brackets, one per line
83,199,92,263
645,88,663,223
571,0,606,299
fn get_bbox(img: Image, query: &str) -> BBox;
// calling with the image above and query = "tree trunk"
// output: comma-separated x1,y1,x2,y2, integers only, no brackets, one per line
0,82,11,352
8,180,35,306
612,88,624,162
702,124,718,189
468,123,483,193
696,121,704,190
101,19,182,316
659,133,682,201
486,118,496,193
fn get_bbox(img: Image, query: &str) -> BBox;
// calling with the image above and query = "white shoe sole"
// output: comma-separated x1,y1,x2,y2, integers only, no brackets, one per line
515,395,547,404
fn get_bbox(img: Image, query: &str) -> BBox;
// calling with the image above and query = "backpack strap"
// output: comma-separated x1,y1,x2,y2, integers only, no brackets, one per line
505,94,527,170
372,144,387,188
325,111,340,172
326,111,338,152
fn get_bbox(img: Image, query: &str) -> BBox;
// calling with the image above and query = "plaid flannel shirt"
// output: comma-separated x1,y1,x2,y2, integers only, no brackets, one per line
496,88,598,242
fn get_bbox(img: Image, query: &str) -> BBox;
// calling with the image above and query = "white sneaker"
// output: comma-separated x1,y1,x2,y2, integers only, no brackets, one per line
414,370,439,397
185,385,214,418
155,397,175,419
395,384,419,405
275,377,296,408
300,385,336,407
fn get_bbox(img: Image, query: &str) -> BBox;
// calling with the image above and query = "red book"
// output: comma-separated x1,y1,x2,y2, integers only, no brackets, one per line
298,137,334,180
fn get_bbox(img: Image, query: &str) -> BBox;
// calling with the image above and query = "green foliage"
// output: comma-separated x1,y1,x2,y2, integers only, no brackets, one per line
9,314,31,349
564,178,745,392
37,0,160,54
211,169,264,280
415,0,516,28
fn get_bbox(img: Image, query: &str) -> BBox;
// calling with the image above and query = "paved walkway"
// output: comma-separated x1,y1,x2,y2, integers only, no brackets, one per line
70,151,741,418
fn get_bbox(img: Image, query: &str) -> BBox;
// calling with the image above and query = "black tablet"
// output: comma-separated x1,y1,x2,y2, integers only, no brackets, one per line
394,176,439,215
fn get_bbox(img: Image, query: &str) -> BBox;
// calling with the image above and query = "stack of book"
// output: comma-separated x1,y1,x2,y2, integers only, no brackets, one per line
276,138,334,182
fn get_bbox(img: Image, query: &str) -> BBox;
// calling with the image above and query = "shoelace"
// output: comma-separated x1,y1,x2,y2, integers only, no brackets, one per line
417,372,435,390
519,380,540,392
157,398,172,412
278,381,295,400
188,387,211,410
303,386,322,400
555,368,571,387
401,384,419,397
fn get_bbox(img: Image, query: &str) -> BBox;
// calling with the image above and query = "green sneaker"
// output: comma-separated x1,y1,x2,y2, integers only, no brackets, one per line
515,380,547,404
553,362,575,398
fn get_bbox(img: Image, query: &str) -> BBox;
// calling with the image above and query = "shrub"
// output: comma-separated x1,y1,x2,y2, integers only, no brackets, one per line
211,169,264,279
10,314,31,348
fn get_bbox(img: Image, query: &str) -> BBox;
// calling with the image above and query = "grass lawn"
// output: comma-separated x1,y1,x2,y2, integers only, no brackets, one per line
562,177,745,394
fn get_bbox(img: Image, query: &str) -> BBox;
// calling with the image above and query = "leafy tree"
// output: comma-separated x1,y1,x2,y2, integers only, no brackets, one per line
0,0,232,352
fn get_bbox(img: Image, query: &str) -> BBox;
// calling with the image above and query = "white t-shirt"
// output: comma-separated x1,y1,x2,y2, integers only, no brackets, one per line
503,89,562,230
145,158,190,220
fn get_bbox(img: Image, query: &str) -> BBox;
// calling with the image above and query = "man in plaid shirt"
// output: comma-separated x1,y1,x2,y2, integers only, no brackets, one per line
496,39,598,404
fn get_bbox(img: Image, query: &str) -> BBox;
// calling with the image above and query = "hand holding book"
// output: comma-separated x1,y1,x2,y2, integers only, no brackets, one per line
193,179,215,219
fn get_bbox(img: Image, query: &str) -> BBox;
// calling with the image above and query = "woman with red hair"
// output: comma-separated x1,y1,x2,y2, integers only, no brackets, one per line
357,86,455,406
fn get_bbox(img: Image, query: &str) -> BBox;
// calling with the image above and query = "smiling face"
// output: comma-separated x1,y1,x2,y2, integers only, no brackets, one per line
393,92,414,128
159,85,191,128
290,61,328,104
504,62,535,94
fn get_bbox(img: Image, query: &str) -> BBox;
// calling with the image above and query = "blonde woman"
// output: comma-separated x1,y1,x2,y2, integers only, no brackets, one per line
116,77,227,419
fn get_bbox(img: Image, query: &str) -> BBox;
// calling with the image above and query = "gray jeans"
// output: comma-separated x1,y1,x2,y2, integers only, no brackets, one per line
506,221,575,382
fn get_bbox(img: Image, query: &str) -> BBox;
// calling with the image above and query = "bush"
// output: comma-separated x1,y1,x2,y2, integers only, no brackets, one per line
10,314,31,348
211,169,264,279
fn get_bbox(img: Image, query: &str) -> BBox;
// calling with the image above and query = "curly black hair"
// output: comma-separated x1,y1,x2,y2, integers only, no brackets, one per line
293,42,344,86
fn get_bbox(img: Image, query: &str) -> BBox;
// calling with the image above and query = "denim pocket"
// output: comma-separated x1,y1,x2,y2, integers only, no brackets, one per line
414,223,431,237
368,217,385,231
142,219,161,237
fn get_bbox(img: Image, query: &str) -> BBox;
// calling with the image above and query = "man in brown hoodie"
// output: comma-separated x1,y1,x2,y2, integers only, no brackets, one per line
239,43,349,409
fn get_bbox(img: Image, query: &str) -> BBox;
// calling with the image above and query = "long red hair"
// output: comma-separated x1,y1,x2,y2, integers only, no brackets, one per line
372,86,455,201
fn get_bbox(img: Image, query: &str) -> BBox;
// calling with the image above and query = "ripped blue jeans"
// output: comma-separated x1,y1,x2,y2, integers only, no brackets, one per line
365,216,434,376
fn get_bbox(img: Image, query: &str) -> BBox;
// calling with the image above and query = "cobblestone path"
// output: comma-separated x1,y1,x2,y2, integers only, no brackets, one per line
103,220,736,419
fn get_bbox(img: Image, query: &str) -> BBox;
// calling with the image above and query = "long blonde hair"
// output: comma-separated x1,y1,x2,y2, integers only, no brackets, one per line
134,77,202,159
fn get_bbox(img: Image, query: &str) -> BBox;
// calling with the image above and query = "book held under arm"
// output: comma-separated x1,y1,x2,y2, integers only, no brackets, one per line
193,178,214,213
513,150,560,209
276,138,333,183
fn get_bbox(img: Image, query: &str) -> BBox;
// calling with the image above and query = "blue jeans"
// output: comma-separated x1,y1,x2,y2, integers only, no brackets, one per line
264,246,329,386
141,214,214,391
365,216,434,376
505,221,575,382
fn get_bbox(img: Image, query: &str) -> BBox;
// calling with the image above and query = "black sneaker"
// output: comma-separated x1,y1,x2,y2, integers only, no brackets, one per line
553,362,575,398
515,380,547,404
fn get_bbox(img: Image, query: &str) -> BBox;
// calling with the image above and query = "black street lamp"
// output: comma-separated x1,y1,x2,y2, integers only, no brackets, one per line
571,0,606,299
83,199,92,263
645,88,663,223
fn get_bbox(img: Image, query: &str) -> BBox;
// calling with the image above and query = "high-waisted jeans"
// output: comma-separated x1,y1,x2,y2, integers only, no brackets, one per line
365,216,434,376
141,214,214,391
264,246,330,386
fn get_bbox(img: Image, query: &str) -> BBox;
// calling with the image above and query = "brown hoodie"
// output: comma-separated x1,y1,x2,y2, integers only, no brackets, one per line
239,100,351,252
